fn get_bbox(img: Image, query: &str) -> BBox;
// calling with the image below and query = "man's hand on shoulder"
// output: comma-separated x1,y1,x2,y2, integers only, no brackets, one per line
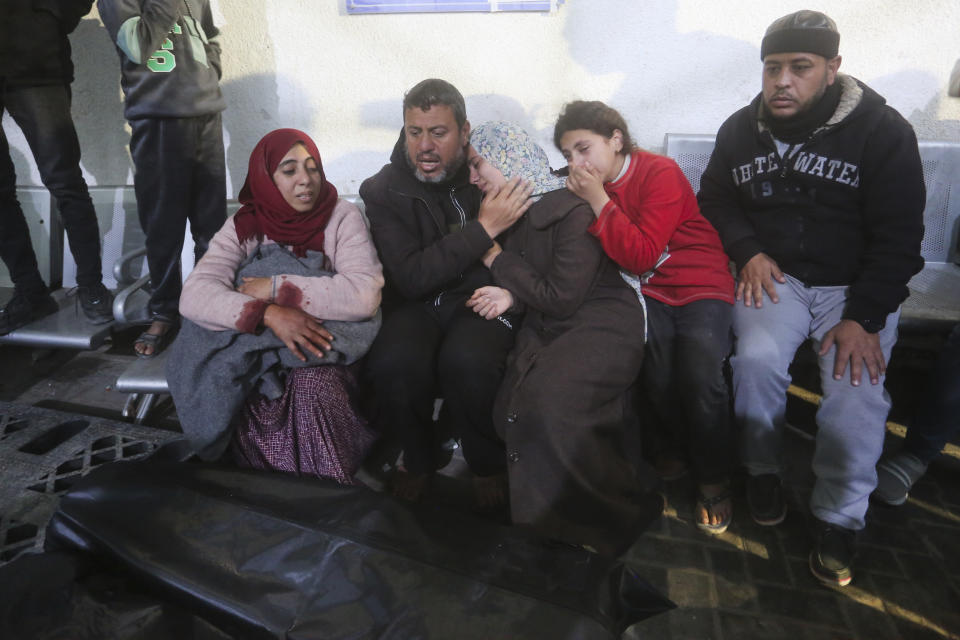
737,252,786,307
819,319,885,387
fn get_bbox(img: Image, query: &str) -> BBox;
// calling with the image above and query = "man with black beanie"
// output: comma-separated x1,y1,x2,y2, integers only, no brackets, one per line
699,10,925,587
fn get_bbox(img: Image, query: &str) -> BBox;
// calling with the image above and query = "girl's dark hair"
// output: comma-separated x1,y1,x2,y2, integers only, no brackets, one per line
553,100,635,153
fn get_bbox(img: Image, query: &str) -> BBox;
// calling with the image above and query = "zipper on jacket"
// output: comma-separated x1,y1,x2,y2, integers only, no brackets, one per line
387,187,445,234
770,131,820,178
448,188,468,283
450,188,466,230
434,292,443,307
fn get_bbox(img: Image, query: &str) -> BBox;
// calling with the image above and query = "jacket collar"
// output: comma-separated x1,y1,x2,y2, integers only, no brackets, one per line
754,73,882,138
527,189,581,230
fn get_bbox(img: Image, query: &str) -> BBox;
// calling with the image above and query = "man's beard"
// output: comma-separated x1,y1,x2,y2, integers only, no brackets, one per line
762,77,840,143
407,145,466,184
765,77,828,121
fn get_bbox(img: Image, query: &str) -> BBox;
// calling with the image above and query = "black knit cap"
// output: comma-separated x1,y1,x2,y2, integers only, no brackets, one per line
760,10,840,60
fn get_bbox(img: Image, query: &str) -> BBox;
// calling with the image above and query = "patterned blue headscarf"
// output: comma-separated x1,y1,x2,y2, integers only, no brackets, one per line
470,121,567,197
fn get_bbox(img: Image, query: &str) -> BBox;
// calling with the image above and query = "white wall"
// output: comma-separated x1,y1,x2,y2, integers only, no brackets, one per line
6,0,960,198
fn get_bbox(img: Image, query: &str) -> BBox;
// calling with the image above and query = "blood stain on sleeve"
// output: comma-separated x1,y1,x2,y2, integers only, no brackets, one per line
275,281,303,308
236,299,269,333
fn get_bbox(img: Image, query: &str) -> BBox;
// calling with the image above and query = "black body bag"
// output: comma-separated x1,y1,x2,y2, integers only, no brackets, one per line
1,459,673,639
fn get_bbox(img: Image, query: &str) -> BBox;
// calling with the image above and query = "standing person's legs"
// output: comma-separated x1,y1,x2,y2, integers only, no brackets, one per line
437,307,514,478
0,98,57,333
129,118,193,354
130,117,194,320
731,275,812,524
5,84,103,289
0,102,45,295
809,295,899,531
364,303,443,497
185,113,226,263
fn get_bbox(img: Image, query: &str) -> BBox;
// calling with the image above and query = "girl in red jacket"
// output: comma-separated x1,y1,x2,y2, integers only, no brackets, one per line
555,100,736,534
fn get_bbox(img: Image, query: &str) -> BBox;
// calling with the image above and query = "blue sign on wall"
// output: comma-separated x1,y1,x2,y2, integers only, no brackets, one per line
347,1,555,14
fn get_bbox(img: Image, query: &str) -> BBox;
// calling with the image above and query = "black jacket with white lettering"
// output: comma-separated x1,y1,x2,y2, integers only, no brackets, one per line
698,74,925,330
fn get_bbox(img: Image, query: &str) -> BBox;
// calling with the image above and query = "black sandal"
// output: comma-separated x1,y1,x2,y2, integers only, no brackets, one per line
134,320,174,359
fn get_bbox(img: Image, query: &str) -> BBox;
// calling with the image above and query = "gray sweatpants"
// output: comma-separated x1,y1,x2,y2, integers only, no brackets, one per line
731,274,899,530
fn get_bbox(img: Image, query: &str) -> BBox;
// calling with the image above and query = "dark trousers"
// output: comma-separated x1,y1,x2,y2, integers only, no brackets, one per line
641,296,734,483
364,299,515,476
0,82,102,294
129,114,226,319
905,322,960,464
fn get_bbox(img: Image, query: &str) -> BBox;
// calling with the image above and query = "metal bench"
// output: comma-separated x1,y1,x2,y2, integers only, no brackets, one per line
0,187,122,351
113,198,240,423
663,133,960,331
0,292,115,350
115,350,172,423
114,195,368,423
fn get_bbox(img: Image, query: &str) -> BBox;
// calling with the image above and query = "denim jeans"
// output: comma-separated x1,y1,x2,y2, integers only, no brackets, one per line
0,82,103,293
904,321,960,463
641,296,734,484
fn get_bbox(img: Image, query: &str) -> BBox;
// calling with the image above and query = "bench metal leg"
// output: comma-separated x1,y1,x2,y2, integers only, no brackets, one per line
122,393,141,420
134,394,157,424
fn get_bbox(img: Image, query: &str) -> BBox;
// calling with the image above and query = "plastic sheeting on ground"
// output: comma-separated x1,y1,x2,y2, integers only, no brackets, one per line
3,459,674,639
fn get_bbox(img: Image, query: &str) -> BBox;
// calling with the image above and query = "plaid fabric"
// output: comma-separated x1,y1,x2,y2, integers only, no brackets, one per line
231,366,376,484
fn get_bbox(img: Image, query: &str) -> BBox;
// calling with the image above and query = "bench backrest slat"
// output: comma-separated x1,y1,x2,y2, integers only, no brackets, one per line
663,133,960,265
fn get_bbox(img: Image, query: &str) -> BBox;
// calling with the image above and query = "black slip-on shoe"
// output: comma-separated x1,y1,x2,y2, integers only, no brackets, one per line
0,291,58,335
809,520,856,587
746,473,787,526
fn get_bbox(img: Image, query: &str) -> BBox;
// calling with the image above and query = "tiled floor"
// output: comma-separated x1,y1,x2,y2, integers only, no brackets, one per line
1,334,958,639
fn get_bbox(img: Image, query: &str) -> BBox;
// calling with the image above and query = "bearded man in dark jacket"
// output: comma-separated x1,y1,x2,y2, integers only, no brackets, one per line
0,0,115,333
698,10,925,588
360,79,532,503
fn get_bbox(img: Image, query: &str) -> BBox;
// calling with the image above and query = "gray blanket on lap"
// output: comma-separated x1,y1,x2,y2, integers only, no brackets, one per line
166,244,381,460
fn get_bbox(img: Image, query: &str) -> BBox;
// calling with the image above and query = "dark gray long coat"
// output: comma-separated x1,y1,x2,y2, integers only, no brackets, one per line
489,189,649,554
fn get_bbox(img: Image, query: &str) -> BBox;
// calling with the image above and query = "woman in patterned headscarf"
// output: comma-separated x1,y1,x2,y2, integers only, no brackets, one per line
465,122,662,555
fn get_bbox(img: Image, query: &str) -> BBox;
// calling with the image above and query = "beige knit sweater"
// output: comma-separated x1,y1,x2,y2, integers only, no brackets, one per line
180,199,383,332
